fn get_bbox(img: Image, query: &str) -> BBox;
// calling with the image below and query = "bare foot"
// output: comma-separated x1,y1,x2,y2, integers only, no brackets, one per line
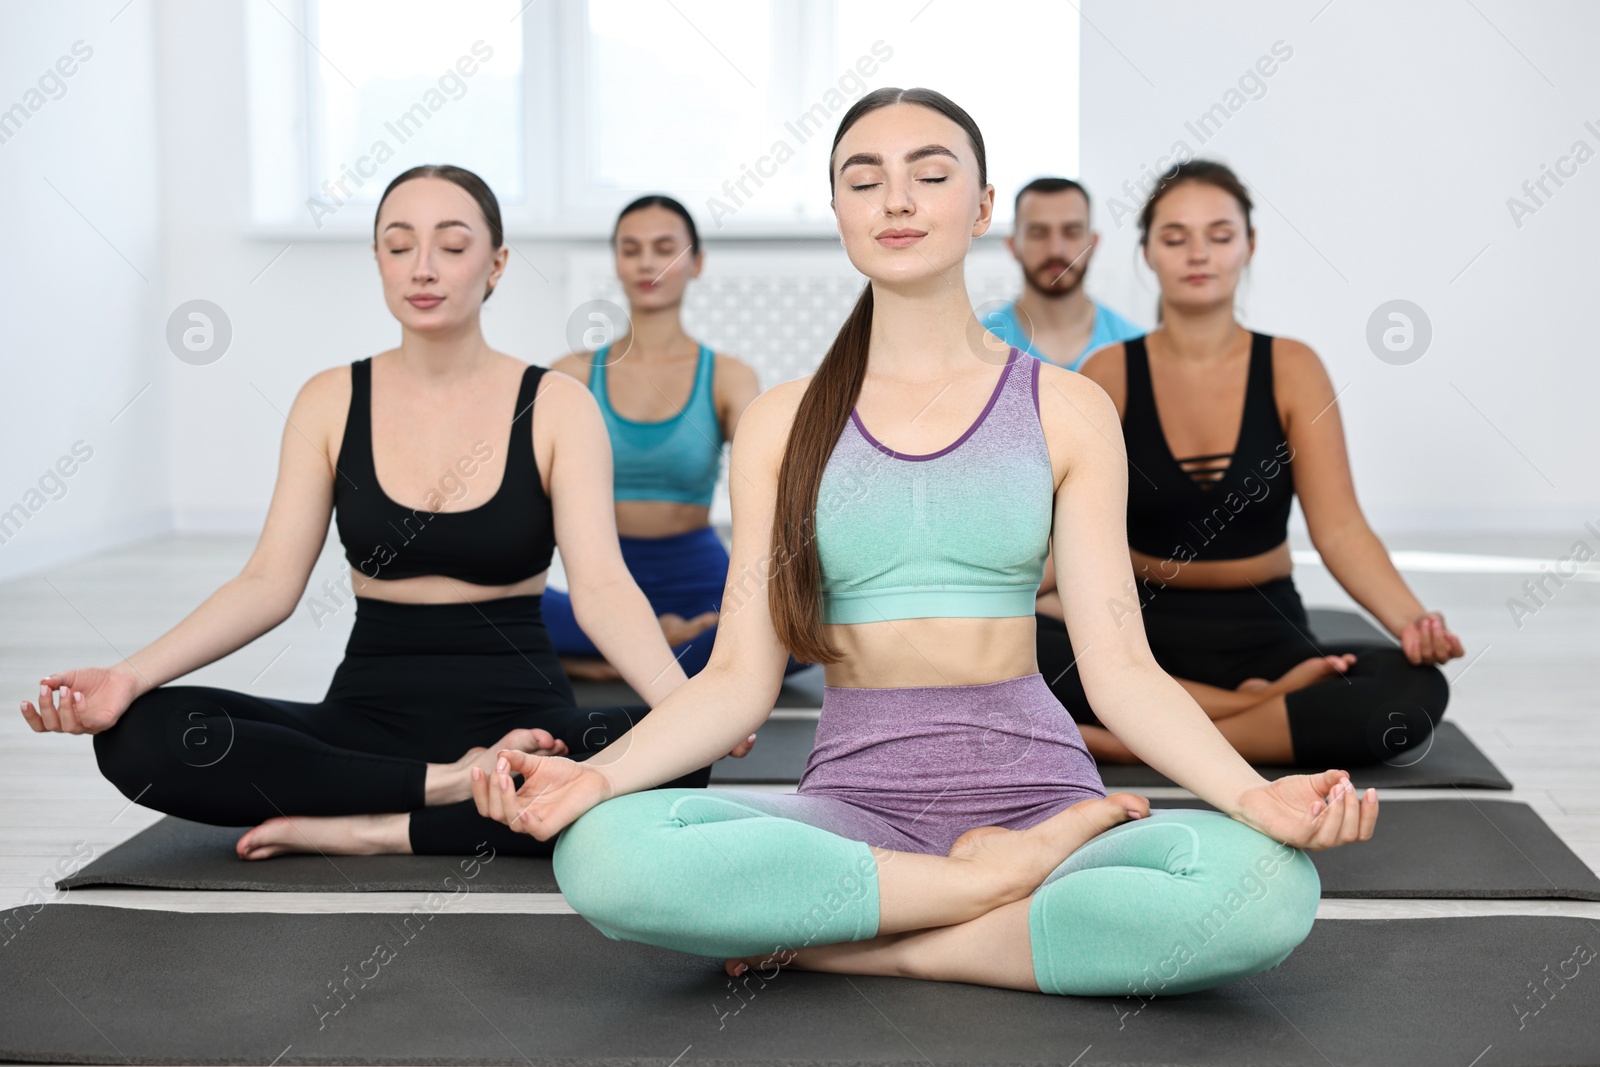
660,610,718,646
946,793,1148,901
426,728,569,806
235,812,408,860
457,727,567,776
1267,654,1357,695
560,656,623,681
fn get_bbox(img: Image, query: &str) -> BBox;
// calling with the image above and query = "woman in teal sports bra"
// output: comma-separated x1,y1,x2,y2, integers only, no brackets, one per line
470,88,1376,1000
545,196,811,682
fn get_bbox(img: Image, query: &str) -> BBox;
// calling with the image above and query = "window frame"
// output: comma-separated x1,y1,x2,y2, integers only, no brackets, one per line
245,0,1075,241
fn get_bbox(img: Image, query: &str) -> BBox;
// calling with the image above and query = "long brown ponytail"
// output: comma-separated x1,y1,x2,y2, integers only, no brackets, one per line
767,87,987,665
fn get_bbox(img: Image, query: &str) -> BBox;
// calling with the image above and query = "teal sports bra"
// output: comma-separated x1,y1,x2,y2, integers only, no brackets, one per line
589,342,725,506
815,348,1054,624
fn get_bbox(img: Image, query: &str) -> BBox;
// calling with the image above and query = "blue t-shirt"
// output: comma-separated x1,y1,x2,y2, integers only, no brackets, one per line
983,299,1144,371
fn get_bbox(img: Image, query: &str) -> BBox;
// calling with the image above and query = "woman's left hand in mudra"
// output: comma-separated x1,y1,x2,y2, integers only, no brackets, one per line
1232,769,1378,851
1399,611,1464,666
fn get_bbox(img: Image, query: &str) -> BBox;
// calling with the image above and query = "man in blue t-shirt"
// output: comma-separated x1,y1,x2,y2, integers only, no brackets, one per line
986,177,1144,371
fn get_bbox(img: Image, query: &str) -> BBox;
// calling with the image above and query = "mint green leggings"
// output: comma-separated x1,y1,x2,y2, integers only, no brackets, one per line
552,789,1321,997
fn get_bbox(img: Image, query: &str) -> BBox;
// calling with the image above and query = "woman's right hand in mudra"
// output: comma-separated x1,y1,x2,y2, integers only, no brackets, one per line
470,752,614,839
21,666,142,735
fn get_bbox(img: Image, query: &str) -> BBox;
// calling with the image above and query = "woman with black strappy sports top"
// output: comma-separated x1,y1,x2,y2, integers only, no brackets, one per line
21,165,752,860
1035,159,1464,769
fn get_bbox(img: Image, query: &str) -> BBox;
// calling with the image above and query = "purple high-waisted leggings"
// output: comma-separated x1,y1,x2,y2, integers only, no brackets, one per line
723,672,1108,855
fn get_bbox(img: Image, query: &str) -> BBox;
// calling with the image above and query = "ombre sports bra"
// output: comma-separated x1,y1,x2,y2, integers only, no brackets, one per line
333,358,556,585
814,348,1053,624
1122,331,1295,561
589,342,725,506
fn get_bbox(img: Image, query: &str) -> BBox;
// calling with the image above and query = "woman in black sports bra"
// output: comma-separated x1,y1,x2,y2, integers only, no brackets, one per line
1035,159,1463,769
22,165,751,858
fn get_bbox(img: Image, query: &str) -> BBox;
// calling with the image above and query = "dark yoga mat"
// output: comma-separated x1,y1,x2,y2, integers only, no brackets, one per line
1304,606,1397,647
55,817,559,893
572,664,826,709
1151,798,1600,901
3,906,1597,1065
58,799,1597,902
1101,720,1513,790
711,715,820,784
711,716,1511,790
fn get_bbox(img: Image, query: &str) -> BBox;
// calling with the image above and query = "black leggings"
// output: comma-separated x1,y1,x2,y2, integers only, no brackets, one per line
1036,576,1450,767
92,596,712,856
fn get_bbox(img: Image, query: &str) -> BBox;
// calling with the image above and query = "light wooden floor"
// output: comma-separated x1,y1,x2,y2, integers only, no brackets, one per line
1,531,1596,920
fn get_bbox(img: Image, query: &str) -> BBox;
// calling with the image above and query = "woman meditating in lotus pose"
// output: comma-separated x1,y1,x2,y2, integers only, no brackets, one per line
1034,159,1462,769
545,194,808,682
468,89,1376,997
22,165,750,860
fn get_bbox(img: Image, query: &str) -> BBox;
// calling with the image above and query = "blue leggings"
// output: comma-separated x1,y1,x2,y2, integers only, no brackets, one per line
553,789,1321,997
544,526,807,677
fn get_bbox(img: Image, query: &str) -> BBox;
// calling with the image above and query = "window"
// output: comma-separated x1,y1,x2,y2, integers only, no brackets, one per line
248,0,525,232
246,0,1078,237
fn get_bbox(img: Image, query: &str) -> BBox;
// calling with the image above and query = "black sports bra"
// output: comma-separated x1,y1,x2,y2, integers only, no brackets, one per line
332,358,556,585
1123,331,1294,561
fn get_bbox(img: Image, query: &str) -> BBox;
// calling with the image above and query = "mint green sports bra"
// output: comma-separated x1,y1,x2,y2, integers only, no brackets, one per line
814,348,1053,624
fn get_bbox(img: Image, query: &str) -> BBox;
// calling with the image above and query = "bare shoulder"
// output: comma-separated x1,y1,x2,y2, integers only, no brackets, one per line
1269,334,1331,383
1267,334,1337,412
1035,359,1122,486
295,363,351,406
1074,341,1128,405
1036,358,1116,421
289,364,355,438
536,365,600,409
549,350,598,386
712,351,760,387
730,376,812,459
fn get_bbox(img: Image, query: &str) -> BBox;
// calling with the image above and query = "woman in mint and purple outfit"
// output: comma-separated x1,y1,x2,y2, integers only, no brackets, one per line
472,89,1377,1000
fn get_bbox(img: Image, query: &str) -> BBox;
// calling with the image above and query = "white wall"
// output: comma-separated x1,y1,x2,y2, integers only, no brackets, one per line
0,1,167,582
1078,0,1600,532
3,0,1595,586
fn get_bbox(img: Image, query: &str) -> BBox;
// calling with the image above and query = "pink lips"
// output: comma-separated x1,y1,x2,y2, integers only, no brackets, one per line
406,294,444,308
876,229,927,248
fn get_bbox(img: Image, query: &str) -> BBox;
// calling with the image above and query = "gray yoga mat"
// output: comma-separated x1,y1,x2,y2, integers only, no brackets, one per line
3,906,1596,1065
1304,606,1397,647
572,663,826,708
711,716,1512,790
1100,720,1513,790
56,817,558,893
59,796,1592,902
1152,798,1600,901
